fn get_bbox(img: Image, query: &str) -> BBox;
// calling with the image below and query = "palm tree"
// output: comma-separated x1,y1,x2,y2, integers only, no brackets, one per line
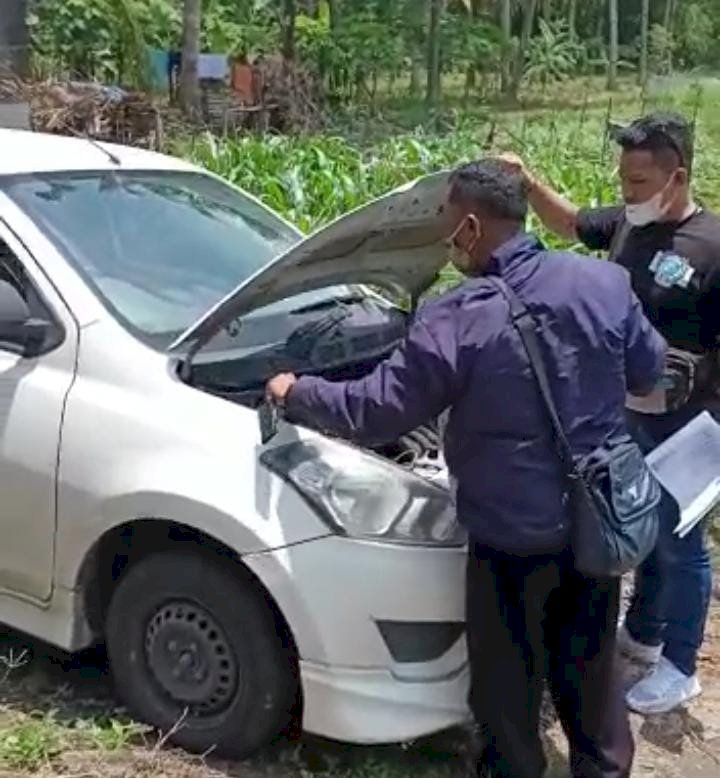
607,0,619,90
663,0,676,30
327,0,340,30
500,0,513,93
639,0,650,86
512,0,539,97
567,0,578,39
283,0,297,61
426,0,444,108
179,0,202,116
463,0,483,96
663,0,676,71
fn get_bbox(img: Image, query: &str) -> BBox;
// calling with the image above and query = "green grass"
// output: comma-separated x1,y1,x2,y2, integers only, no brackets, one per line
0,714,63,771
71,715,147,752
0,710,145,772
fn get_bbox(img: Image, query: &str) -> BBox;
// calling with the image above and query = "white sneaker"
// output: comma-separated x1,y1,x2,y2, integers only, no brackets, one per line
617,623,663,665
626,656,702,715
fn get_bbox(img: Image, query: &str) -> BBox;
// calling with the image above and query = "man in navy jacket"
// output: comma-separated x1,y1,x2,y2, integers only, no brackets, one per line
267,160,667,778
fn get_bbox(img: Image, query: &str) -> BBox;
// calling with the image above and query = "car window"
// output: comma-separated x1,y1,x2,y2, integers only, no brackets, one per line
0,236,64,355
0,238,48,319
2,170,300,347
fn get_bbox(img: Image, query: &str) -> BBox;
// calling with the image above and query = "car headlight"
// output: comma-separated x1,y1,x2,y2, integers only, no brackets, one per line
260,440,465,547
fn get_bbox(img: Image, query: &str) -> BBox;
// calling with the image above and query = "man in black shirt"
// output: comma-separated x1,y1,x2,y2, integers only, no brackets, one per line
502,112,719,715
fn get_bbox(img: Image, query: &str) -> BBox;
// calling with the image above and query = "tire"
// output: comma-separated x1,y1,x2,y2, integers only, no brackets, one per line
106,550,297,758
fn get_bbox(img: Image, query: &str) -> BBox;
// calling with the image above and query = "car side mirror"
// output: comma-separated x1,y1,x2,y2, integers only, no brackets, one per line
0,281,52,356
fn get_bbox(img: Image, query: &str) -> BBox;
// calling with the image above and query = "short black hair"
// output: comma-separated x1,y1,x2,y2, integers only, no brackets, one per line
449,159,528,223
614,111,694,176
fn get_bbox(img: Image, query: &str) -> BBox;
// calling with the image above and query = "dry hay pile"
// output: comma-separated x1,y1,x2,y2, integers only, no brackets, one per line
254,55,324,132
0,55,323,146
0,77,163,149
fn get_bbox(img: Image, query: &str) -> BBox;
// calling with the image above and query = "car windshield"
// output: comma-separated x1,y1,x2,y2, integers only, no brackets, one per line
1,169,332,347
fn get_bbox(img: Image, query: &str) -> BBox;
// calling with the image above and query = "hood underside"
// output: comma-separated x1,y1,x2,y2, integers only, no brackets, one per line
169,171,452,356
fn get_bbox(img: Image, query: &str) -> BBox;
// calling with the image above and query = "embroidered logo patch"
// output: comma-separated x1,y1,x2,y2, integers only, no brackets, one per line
649,251,695,289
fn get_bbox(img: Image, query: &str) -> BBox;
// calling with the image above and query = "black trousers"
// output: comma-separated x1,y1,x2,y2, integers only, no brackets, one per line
466,544,634,778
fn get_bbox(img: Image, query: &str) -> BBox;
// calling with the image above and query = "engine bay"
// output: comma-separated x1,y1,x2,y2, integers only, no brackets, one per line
186,291,448,483
196,352,447,482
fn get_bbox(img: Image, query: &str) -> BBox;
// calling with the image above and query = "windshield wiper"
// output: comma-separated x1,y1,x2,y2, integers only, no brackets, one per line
289,292,367,316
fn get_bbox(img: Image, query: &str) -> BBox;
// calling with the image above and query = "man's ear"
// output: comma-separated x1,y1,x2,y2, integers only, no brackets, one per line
466,213,482,239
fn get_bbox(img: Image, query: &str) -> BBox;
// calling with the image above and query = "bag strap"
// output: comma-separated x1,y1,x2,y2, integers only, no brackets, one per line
487,276,577,477
608,216,632,263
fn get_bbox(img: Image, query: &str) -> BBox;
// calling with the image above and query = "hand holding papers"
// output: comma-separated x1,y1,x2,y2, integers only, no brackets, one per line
645,411,720,538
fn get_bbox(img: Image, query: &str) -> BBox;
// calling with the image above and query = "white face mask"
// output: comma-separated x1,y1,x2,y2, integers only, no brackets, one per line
625,173,679,227
447,215,481,274
625,190,665,227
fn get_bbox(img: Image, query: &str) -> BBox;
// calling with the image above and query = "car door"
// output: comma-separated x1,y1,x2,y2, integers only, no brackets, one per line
0,221,78,603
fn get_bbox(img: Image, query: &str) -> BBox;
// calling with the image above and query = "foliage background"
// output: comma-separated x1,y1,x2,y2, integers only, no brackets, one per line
26,1,720,100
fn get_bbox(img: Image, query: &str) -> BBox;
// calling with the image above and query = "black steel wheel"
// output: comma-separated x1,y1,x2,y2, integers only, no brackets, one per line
106,550,296,757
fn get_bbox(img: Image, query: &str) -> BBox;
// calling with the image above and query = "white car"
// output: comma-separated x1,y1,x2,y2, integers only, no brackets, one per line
0,129,468,756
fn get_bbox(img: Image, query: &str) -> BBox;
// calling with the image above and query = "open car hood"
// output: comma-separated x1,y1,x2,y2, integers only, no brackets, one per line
169,171,451,356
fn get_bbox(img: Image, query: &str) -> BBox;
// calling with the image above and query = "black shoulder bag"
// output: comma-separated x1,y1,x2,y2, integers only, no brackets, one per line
489,277,661,579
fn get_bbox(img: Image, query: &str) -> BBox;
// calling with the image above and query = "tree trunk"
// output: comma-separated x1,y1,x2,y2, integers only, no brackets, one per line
179,0,202,116
567,0,577,39
328,0,339,31
464,0,481,101
664,0,676,31
500,0,512,94
607,0,619,90
663,0,676,72
282,0,297,61
512,0,538,97
465,67,476,101
0,0,29,76
409,56,423,97
426,0,443,109
639,0,650,86
542,0,552,21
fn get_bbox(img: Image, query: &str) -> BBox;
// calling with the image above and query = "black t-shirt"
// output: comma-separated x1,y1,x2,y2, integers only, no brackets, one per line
576,206,720,353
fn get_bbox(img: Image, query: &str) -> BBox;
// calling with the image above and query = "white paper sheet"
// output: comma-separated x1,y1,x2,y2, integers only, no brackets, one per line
645,411,720,538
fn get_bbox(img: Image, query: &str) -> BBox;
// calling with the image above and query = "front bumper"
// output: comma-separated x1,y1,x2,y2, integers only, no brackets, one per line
244,535,469,743
301,660,470,744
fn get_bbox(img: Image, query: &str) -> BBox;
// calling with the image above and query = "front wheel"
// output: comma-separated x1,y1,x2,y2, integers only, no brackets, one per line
106,550,297,757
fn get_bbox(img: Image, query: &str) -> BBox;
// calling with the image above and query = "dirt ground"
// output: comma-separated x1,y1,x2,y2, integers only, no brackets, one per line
0,594,717,777
546,594,720,778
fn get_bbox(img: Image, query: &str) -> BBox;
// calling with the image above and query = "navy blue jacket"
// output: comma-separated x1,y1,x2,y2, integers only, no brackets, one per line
287,232,667,554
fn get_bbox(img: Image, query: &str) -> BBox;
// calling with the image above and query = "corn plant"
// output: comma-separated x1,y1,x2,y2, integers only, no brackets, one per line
179,83,720,248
